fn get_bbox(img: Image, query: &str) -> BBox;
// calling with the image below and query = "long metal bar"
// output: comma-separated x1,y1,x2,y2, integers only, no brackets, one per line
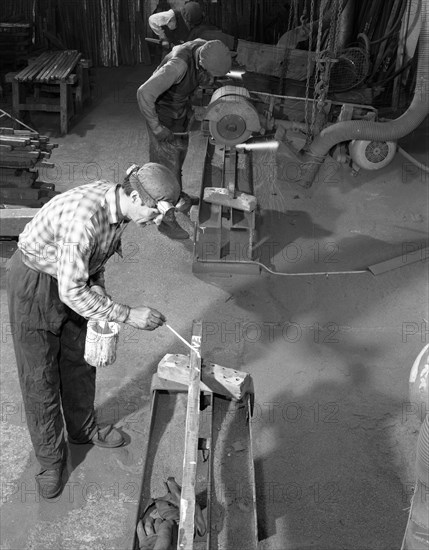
177,320,203,550
165,323,200,356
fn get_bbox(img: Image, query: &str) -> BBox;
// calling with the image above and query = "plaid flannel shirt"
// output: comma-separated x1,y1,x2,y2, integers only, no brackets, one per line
18,180,131,323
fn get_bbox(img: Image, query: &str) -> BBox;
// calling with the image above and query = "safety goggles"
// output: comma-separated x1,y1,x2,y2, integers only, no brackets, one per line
125,165,175,225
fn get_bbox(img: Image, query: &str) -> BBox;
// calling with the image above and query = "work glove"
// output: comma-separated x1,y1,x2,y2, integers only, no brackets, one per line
136,477,206,550
137,517,176,550
155,126,175,143
159,477,206,536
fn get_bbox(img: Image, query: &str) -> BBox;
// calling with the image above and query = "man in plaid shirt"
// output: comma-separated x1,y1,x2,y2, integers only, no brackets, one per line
6,162,180,499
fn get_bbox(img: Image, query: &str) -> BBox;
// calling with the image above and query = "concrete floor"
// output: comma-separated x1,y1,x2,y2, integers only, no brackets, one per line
1,63,428,550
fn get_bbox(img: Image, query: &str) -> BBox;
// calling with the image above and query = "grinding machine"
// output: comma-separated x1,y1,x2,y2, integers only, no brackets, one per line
191,85,263,275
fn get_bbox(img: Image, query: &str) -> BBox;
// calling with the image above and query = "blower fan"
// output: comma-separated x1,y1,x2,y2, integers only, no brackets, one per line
349,139,397,171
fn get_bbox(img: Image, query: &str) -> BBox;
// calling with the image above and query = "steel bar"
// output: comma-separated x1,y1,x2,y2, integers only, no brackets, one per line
165,324,200,356
15,52,51,82
177,320,203,550
43,52,67,82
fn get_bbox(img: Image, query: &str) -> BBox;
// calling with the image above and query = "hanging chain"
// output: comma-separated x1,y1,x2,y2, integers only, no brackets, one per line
322,0,344,96
333,0,344,56
307,0,344,143
307,0,326,144
304,0,315,140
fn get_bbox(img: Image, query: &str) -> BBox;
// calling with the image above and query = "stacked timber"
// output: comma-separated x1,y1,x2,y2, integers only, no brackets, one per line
14,50,81,82
0,127,59,207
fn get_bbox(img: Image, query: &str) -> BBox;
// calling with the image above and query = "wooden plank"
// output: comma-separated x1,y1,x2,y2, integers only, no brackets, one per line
0,207,39,236
0,157,39,168
368,247,429,275
0,136,31,146
158,353,253,401
183,129,208,199
178,320,202,550
1,150,40,160
60,81,69,135
0,187,40,201
0,168,37,187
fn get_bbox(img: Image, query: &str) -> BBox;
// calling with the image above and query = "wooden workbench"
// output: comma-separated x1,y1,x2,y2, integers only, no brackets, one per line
10,50,91,135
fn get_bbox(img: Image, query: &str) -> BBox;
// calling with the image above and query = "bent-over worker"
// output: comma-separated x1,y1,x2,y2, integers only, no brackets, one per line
148,1,203,51
6,163,180,499
137,38,232,239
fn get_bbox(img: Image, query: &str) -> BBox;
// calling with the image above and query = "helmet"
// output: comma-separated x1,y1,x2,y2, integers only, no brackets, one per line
181,2,203,27
199,40,231,76
126,163,180,206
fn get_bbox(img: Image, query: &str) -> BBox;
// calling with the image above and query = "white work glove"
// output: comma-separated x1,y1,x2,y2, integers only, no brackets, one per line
155,126,174,143
137,518,176,550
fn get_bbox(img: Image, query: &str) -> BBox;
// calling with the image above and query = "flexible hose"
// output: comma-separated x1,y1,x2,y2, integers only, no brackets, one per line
373,58,413,86
366,9,405,46
398,145,429,173
288,0,429,188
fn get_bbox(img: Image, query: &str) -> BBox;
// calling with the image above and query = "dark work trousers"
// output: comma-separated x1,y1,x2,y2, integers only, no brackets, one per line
147,124,189,190
6,250,97,471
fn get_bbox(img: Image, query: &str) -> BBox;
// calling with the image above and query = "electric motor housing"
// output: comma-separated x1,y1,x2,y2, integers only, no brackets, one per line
203,86,261,146
349,139,397,170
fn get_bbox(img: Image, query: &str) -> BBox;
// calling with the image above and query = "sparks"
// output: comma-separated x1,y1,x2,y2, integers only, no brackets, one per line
235,141,279,151
227,70,245,79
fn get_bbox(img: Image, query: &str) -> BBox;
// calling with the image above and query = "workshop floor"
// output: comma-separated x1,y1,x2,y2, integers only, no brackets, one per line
1,63,428,550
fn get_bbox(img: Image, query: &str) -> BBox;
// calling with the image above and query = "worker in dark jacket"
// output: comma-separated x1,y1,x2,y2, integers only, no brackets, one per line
148,1,203,50
149,1,235,54
6,163,180,499
137,39,232,239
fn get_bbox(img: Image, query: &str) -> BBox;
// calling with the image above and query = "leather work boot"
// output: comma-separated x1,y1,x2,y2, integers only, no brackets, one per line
68,424,125,448
158,213,189,240
36,468,63,499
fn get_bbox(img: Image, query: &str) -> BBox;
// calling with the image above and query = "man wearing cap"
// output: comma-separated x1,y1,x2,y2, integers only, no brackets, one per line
137,38,232,239
149,1,204,51
6,163,180,499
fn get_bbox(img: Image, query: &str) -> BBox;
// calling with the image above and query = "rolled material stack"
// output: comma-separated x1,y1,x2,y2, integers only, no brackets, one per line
0,127,58,207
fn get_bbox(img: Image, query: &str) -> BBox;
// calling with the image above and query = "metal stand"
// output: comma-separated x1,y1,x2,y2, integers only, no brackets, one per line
133,322,258,549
